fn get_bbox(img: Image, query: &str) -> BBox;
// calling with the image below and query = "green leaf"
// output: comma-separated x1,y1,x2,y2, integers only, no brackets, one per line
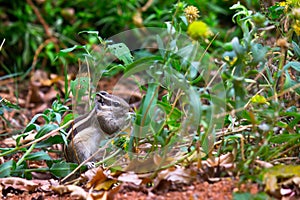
53,112,62,124
231,37,245,56
35,124,59,139
0,160,16,178
61,113,75,127
27,113,50,126
78,30,99,35
270,133,300,144
233,192,269,200
283,61,300,72
60,45,86,53
0,97,20,110
23,123,40,133
157,101,182,120
36,135,65,148
156,35,165,57
292,41,300,58
284,71,300,95
70,76,91,101
124,56,163,76
50,162,78,178
251,43,268,64
24,151,52,161
138,83,158,126
108,43,133,65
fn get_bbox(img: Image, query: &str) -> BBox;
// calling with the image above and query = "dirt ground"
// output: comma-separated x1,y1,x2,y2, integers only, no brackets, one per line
1,178,259,200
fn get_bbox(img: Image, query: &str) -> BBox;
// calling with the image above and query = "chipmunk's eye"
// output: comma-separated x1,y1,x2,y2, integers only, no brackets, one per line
113,102,120,107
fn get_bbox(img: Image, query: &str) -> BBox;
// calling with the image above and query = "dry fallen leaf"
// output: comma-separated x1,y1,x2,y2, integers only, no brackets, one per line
52,185,95,200
125,157,159,173
86,167,107,188
255,159,274,168
85,167,117,191
0,177,39,192
94,179,117,191
263,165,300,197
157,167,196,184
117,171,142,185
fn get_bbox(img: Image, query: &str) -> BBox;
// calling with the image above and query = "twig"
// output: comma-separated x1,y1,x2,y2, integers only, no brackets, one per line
0,38,5,51
31,38,57,69
140,0,154,12
215,124,253,139
270,157,299,164
26,0,51,37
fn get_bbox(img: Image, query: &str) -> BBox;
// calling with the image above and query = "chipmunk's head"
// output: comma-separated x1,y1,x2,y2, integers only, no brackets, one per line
95,91,131,134
95,91,130,116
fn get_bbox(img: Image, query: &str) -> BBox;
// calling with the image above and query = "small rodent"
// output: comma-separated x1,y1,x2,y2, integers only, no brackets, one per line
63,91,131,165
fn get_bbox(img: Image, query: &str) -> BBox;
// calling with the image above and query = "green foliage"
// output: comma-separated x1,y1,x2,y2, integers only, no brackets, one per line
233,192,270,200
219,1,300,185
0,97,20,127
0,2,299,198
0,99,72,178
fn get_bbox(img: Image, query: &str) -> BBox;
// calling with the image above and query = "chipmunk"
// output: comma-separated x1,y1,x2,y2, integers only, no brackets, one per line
64,91,131,166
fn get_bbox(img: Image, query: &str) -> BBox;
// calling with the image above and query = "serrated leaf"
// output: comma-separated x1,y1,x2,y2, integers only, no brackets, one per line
108,43,133,65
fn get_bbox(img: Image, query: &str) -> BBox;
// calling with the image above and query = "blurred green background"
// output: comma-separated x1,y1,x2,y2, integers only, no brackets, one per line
0,0,259,75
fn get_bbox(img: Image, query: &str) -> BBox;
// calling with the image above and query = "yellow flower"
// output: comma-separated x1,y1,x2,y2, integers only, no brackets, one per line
279,2,287,7
184,6,200,23
187,21,212,40
292,20,300,36
251,94,270,105
224,56,238,66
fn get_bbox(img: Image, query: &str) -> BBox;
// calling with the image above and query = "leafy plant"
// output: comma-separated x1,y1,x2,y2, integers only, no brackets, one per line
0,100,74,178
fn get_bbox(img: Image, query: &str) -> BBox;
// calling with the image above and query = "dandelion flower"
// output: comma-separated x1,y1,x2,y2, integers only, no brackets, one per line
184,6,200,23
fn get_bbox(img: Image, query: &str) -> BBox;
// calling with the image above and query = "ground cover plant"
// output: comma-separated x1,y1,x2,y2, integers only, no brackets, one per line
0,0,299,199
